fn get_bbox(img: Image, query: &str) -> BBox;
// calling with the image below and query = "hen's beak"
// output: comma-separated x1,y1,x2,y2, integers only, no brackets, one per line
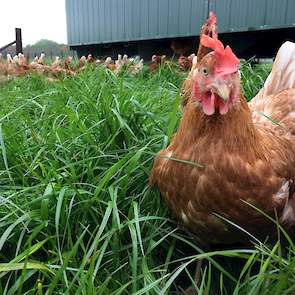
211,83,230,101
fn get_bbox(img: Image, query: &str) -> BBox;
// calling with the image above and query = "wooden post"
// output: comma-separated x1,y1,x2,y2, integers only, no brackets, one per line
15,28,23,54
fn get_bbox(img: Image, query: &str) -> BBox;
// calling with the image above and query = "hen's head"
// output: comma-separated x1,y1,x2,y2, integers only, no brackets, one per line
192,34,240,115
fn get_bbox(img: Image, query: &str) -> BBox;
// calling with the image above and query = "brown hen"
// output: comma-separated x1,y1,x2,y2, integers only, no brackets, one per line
150,21,295,246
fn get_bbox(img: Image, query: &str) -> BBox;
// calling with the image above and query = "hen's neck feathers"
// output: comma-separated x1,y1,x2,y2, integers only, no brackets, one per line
173,94,265,161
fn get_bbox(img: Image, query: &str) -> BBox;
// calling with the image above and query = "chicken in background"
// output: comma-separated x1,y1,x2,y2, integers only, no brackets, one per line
17,53,29,72
7,54,28,76
50,56,64,78
87,54,94,63
128,58,144,76
37,53,45,65
30,55,44,70
6,54,17,76
64,56,73,70
178,54,195,71
64,56,76,76
114,54,124,74
0,54,22,77
149,55,166,72
51,56,61,67
0,50,195,79
122,54,129,67
1,53,78,78
77,56,87,70
116,54,132,73
150,13,295,248
13,55,19,64
30,56,38,65
104,57,116,71
30,54,51,75
95,59,103,65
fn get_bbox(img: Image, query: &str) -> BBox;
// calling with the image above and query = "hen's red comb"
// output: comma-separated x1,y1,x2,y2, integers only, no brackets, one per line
200,34,240,75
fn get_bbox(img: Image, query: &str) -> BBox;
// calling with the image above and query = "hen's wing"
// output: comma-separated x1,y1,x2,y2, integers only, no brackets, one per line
249,41,295,135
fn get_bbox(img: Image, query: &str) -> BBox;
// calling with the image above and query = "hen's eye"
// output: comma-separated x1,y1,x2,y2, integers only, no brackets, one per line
201,67,209,76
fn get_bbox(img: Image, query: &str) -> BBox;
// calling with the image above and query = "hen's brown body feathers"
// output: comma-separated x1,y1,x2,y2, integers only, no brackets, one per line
150,92,295,245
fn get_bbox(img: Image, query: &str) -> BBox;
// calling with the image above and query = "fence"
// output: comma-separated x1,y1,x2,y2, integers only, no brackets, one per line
0,27,77,61
0,28,23,55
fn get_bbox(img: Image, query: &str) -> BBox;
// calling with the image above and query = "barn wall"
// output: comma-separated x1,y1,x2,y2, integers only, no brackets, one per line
66,0,207,45
66,0,295,46
210,0,295,32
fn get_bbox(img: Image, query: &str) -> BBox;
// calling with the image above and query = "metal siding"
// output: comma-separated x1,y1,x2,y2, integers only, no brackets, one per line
105,0,112,41
246,0,267,28
286,0,295,24
265,0,288,26
70,0,75,44
230,0,247,29
84,0,89,43
66,0,295,46
132,0,141,39
214,0,231,32
141,0,149,38
149,0,159,37
69,0,75,44
93,0,100,43
76,0,85,43
125,0,132,39
179,0,191,35
190,0,207,35
65,0,71,43
209,0,217,22
72,0,78,43
158,0,169,36
81,1,88,43
111,0,118,42
88,0,95,43
168,0,179,36
98,0,105,42
117,0,125,40
69,0,74,44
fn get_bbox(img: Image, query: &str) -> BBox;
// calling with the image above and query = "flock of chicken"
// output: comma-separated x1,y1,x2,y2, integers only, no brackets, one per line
0,51,195,80
0,52,146,79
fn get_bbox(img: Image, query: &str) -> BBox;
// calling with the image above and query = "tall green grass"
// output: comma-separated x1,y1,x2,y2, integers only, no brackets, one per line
1,63,293,295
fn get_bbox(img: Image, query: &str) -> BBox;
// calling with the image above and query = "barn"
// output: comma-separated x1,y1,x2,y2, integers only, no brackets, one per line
65,0,295,59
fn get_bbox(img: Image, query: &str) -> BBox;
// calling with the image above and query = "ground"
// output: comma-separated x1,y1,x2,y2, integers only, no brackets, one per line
0,63,294,294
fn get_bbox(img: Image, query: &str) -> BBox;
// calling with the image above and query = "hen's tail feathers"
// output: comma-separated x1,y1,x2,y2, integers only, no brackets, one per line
255,41,295,101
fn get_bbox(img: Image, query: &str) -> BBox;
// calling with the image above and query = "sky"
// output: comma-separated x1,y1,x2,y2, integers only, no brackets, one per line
0,0,67,46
